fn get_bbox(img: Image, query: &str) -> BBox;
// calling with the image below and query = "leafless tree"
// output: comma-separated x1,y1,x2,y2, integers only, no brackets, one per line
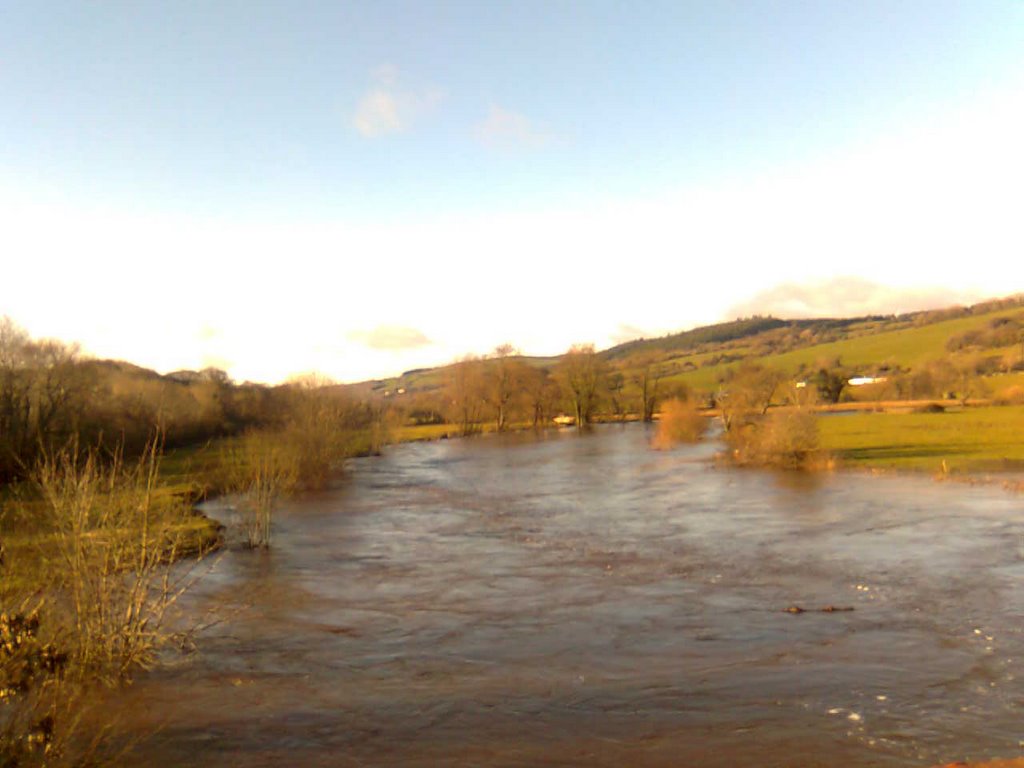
486,343,526,431
446,355,487,436
558,344,607,430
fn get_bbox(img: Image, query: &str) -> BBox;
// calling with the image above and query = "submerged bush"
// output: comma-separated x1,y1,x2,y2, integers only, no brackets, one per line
725,408,823,470
651,398,707,449
223,430,299,549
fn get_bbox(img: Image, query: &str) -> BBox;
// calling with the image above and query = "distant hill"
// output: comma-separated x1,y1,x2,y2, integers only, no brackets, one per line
354,294,1024,398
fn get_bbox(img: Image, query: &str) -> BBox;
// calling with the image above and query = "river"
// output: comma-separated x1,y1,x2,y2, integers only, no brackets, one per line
112,424,1024,766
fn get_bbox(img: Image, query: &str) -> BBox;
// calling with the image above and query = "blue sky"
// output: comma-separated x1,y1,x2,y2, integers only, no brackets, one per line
1,2,1022,382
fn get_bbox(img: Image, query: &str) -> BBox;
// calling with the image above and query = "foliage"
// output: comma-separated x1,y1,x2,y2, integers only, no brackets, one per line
557,344,608,429
33,440,211,681
725,408,822,470
223,431,298,549
651,398,707,449
811,367,847,404
445,356,487,436
716,363,785,432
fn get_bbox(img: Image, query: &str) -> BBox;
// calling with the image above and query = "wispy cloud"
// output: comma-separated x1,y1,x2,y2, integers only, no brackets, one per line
348,325,432,351
610,323,651,345
351,65,442,138
475,105,554,149
727,277,982,320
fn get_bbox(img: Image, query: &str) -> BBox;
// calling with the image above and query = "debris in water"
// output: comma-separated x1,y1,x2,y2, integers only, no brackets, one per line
784,605,854,614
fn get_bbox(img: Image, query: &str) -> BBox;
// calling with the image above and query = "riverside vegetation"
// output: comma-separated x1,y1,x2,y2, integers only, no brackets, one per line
4,294,1024,763
0,317,391,765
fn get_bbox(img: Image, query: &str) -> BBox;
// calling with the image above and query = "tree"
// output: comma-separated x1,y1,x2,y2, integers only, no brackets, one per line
630,352,664,422
0,319,92,481
558,344,606,429
446,355,486,436
486,344,526,431
0,317,32,478
716,363,785,432
606,370,626,421
522,366,559,429
952,354,988,407
812,367,846,404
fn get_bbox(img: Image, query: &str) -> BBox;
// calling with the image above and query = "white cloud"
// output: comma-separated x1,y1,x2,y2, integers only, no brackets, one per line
348,325,432,351
475,105,554,149
727,278,983,319
351,65,441,138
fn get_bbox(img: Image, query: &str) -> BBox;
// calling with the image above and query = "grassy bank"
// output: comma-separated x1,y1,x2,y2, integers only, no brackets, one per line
818,404,1024,474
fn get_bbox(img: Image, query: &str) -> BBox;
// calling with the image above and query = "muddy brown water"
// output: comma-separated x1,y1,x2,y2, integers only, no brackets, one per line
111,425,1024,767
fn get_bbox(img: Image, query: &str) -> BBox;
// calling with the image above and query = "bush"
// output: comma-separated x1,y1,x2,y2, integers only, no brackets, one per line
651,398,707,449
223,430,299,549
726,408,823,470
34,441,213,681
994,385,1024,406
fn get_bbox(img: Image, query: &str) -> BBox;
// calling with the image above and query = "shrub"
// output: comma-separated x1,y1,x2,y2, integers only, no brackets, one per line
34,440,212,681
726,408,823,470
651,398,707,449
994,385,1024,406
223,430,299,549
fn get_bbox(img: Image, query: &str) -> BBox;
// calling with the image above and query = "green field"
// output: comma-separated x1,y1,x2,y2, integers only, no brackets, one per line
664,305,1024,394
818,405,1024,473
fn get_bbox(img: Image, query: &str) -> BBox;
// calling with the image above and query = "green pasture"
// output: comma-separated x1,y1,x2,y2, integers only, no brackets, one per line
656,305,1024,396
818,404,1024,473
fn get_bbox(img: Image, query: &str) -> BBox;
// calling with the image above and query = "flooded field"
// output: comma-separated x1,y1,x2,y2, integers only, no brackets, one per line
114,425,1024,767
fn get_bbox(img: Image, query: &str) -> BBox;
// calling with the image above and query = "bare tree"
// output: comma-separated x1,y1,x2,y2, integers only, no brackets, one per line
630,352,664,422
558,344,607,430
446,355,486,436
486,344,525,432
606,370,626,421
522,366,559,429
717,363,785,432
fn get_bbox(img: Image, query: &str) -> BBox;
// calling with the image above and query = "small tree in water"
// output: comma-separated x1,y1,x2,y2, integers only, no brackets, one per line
726,408,822,470
225,431,298,549
651,398,706,449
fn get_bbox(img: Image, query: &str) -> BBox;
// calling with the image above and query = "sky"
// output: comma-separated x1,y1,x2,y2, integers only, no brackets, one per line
1,1,1022,383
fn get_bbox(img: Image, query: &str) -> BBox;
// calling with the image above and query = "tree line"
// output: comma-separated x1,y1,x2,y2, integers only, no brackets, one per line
0,317,385,485
418,343,689,436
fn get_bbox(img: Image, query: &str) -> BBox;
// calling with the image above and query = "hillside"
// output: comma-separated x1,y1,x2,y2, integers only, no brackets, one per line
359,294,1024,401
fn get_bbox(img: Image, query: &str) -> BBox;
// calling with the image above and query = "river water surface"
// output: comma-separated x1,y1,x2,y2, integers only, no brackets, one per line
114,424,1024,767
